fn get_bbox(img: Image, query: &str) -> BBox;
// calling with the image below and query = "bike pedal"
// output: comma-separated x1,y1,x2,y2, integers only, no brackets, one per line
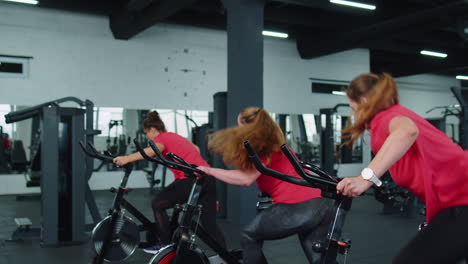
337,239,351,255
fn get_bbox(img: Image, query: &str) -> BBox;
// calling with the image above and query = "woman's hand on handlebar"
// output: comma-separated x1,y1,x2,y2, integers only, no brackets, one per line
113,156,130,167
336,176,373,197
196,166,211,178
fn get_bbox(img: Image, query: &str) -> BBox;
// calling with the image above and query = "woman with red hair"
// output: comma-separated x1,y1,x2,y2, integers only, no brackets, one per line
198,107,333,264
337,73,468,263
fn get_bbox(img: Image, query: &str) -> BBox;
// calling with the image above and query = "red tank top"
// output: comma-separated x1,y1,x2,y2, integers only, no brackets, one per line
256,151,322,204
153,132,210,180
370,104,468,223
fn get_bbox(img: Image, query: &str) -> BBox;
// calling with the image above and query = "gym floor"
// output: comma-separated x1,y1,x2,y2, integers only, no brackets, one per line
0,188,423,264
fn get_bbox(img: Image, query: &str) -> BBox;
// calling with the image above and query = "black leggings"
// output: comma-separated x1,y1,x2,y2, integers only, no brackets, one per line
151,176,226,247
393,205,468,264
242,198,334,264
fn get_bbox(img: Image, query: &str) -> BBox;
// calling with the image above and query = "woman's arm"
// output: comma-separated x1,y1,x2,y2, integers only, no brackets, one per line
191,142,201,153
197,166,261,187
113,143,165,166
367,116,419,177
337,116,419,197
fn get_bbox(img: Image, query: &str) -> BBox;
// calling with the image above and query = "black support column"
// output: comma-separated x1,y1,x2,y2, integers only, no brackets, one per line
213,92,228,218
40,106,59,246
221,0,265,227
319,108,337,176
71,109,86,242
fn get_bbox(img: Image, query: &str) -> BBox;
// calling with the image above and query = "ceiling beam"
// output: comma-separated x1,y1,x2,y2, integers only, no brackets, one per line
264,6,379,30
296,0,468,59
109,0,198,40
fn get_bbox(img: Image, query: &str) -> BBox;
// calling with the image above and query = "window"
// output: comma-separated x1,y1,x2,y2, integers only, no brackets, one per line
175,110,209,139
285,115,291,142
0,56,31,78
302,114,319,144
155,109,176,134
0,104,14,138
154,110,209,139
95,107,124,136
185,110,209,129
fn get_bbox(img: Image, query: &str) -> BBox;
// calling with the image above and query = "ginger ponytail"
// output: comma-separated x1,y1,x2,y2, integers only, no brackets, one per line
208,107,285,171
343,73,399,146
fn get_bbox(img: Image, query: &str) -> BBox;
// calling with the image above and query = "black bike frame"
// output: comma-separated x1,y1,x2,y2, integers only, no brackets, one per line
79,142,159,264
134,139,241,264
245,141,352,264
173,180,240,264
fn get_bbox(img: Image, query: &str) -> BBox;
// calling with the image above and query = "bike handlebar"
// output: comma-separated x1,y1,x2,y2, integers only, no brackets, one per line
244,141,341,199
279,145,339,183
133,139,205,179
300,161,339,183
133,138,166,166
79,141,114,163
244,141,317,188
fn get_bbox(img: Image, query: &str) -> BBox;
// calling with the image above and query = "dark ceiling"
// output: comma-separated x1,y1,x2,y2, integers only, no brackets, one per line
15,0,468,81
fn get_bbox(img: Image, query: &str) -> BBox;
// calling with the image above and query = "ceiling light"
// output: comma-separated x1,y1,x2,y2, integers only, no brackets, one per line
329,0,376,10
1,0,38,4
456,75,468,80
262,30,288,38
332,91,347,96
420,50,447,58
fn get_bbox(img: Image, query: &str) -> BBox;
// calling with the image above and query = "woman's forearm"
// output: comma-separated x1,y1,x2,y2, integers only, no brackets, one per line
127,147,155,163
205,167,258,187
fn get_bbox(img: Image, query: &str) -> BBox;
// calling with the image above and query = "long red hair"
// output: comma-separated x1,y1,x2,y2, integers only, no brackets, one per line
208,107,285,171
343,73,399,146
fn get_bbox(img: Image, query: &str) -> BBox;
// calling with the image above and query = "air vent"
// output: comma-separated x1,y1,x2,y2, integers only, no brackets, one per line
0,55,32,78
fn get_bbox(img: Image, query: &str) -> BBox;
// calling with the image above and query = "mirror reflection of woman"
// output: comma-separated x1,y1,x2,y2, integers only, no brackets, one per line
113,111,226,254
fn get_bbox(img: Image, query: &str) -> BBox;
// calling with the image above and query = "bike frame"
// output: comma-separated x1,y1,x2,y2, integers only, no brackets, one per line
245,141,352,264
135,139,242,264
79,142,161,264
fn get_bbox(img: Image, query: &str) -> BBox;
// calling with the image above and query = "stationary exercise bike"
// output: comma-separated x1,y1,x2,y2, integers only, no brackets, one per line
79,142,159,264
244,141,352,264
134,139,243,264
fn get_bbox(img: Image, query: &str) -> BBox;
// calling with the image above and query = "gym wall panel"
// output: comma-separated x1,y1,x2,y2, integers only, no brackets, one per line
0,5,226,110
0,4,369,113
263,41,369,114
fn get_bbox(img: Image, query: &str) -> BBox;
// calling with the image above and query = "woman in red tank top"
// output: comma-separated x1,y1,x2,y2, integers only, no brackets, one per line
113,111,225,254
197,107,333,264
336,73,468,263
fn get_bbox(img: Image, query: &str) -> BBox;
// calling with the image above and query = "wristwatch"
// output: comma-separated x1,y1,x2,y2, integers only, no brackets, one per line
361,168,382,187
